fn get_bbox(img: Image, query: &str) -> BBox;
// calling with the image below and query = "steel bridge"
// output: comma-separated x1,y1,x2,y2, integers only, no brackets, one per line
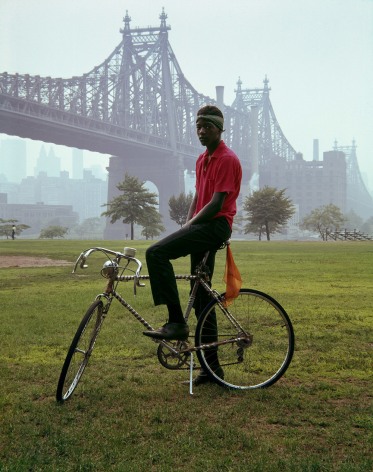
0,9,370,235
333,140,373,219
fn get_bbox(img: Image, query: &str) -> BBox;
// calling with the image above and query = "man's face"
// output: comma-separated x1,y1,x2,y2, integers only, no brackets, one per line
196,118,221,147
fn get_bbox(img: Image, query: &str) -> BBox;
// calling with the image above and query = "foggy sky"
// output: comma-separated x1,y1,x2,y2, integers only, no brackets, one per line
0,0,372,188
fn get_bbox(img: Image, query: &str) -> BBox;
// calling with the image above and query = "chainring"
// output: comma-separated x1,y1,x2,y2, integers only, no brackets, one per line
157,341,191,370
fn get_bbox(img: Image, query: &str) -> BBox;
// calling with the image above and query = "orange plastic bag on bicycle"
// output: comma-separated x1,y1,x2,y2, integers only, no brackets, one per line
223,245,242,306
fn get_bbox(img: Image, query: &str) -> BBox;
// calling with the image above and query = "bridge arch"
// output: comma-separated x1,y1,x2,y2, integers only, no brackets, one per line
103,148,185,239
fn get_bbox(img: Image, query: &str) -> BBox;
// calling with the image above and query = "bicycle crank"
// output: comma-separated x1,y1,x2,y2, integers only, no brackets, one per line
157,341,193,370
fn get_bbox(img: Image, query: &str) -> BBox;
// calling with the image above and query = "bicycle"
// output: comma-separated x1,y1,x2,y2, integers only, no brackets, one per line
56,244,294,402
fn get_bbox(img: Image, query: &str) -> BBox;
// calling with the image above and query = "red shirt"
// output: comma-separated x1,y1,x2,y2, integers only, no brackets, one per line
194,140,242,228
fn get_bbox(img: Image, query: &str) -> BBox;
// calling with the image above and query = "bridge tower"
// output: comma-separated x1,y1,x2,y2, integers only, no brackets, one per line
333,139,373,219
104,10,185,239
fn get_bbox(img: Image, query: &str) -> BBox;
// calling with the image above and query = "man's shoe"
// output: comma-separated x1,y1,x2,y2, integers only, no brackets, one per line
185,366,224,386
192,371,211,386
143,322,189,341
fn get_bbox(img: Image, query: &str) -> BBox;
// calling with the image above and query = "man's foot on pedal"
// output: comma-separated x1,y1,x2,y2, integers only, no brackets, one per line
143,322,189,341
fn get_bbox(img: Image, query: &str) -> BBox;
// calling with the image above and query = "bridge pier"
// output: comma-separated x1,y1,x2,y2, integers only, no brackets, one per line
103,149,186,240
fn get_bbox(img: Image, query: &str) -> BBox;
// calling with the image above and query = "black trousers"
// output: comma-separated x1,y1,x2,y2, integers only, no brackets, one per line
146,217,231,316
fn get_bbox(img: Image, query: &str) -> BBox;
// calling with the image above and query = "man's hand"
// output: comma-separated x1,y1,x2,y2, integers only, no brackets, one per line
185,192,227,226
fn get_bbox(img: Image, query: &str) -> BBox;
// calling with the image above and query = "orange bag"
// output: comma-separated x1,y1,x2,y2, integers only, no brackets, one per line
223,245,242,306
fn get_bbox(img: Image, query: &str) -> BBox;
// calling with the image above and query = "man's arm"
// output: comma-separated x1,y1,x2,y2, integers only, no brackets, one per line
185,192,226,226
186,192,198,222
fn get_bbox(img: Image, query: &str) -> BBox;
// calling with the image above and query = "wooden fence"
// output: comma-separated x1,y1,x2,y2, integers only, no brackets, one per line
326,230,372,241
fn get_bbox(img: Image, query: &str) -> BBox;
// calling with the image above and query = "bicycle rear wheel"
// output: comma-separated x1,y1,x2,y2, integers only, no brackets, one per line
195,289,294,389
56,300,104,402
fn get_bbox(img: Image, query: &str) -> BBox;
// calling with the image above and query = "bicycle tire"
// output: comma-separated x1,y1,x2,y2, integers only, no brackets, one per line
195,288,294,390
56,300,104,402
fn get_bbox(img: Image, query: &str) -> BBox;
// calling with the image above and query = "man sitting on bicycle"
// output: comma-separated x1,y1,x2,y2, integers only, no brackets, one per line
144,105,242,383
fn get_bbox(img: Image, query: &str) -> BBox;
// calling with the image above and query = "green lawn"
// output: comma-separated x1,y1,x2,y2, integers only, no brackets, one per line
0,239,372,471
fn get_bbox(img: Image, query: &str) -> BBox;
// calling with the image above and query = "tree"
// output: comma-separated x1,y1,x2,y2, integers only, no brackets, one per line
243,186,295,241
140,208,165,240
73,217,105,239
300,204,346,240
0,219,30,239
169,192,193,227
361,216,373,236
102,174,160,240
344,210,363,231
39,225,68,239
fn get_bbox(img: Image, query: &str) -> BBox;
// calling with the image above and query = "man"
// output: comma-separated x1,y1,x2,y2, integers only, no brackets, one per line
144,105,242,382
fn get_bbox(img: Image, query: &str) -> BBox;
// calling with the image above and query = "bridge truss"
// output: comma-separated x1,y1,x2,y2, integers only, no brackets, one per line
0,9,292,178
232,76,297,170
333,140,373,217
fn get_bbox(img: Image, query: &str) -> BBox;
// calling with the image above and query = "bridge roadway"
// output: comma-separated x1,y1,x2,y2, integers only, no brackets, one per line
0,93,205,238
0,94,201,167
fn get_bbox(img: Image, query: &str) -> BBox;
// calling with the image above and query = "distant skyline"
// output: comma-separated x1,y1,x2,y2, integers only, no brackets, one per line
0,137,108,182
0,0,372,190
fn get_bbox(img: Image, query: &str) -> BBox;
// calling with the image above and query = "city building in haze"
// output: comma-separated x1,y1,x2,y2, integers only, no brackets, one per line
0,201,78,235
260,150,347,219
13,170,108,221
34,145,61,177
0,140,108,230
72,148,84,179
0,139,27,183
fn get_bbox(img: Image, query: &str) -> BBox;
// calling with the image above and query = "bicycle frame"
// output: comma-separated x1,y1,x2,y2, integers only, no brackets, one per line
72,246,249,393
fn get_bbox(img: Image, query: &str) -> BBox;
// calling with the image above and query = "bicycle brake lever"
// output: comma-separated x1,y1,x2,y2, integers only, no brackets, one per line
132,260,145,295
79,256,88,269
133,276,145,296
72,253,88,273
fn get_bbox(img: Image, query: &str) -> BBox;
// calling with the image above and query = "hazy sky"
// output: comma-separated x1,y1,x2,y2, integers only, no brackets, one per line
1,0,372,188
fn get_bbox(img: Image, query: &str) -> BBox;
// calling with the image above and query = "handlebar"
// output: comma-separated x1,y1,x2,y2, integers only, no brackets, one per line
72,247,144,291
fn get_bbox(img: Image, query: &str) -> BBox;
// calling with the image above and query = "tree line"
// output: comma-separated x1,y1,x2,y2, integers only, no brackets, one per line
101,173,372,241
2,173,372,240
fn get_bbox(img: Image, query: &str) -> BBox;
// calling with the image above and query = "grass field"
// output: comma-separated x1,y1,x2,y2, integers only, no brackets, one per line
0,239,372,471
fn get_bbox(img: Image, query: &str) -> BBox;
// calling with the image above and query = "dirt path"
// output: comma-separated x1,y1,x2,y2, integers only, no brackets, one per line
0,256,71,268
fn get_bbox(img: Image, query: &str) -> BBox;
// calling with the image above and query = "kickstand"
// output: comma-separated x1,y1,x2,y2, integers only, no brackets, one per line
189,352,194,396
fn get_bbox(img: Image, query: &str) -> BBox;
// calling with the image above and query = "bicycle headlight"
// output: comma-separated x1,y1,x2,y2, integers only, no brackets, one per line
101,260,119,279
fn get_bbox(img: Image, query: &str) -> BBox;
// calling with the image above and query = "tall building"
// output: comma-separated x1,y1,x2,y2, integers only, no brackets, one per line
0,139,27,183
34,145,61,177
72,148,84,179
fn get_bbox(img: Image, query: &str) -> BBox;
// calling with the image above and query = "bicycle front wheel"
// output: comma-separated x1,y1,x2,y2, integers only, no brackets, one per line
195,289,294,390
56,300,104,402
